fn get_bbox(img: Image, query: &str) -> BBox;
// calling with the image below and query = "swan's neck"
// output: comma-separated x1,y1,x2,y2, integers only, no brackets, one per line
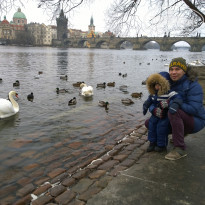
9,93,19,112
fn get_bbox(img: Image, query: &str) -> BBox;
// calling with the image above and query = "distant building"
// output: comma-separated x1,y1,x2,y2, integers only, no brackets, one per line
51,25,57,40
1,7,115,46
11,8,27,31
68,29,83,38
102,30,115,38
27,23,53,46
56,9,68,40
87,16,96,38
0,16,15,40
0,8,27,41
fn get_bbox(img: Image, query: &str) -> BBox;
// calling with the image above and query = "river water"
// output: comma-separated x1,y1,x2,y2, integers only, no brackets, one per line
0,46,204,200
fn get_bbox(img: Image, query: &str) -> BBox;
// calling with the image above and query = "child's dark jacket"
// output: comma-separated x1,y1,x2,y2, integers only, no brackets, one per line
145,72,176,146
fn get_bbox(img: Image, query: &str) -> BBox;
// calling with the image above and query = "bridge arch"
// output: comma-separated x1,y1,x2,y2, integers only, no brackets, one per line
77,39,88,48
141,40,160,50
115,40,133,49
63,39,72,47
171,41,190,51
95,40,109,48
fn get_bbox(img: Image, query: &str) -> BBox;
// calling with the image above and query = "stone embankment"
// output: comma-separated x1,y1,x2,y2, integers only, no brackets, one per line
195,66,205,105
190,65,205,104
12,122,148,205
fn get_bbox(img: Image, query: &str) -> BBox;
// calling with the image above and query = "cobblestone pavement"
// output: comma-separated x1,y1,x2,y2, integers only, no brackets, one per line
0,121,149,204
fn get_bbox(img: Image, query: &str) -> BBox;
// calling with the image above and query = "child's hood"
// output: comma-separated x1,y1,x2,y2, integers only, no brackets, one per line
146,72,170,95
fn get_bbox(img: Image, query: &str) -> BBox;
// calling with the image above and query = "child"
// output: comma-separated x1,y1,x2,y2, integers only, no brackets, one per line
143,72,179,152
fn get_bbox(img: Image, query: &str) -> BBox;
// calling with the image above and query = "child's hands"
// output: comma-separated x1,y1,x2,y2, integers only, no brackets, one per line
153,107,166,118
159,100,169,109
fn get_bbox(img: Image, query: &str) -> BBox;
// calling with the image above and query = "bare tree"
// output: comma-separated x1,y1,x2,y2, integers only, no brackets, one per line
106,0,205,36
0,0,24,16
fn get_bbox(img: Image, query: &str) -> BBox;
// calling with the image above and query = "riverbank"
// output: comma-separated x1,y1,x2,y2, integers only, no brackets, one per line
1,120,148,204
192,65,205,104
3,120,205,204
87,128,205,205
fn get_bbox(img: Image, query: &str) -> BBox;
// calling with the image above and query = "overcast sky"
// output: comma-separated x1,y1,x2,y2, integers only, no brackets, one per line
3,0,205,38
4,1,112,33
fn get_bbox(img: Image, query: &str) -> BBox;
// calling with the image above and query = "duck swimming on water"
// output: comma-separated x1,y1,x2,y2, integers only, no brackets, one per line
13,80,20,87
121,98,134,105
27,92,34,102
98,101,109,110
97,82,106,88
131,92,142,98
68,97,77,105
60,75,68,80
56,88,68,94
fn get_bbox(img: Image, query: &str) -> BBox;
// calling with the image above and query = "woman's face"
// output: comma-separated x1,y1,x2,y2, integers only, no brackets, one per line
169,67,185,81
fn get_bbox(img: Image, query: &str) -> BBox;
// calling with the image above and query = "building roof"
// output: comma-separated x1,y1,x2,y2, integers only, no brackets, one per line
13,8,26,19
90,16,94,26
1,16,9,24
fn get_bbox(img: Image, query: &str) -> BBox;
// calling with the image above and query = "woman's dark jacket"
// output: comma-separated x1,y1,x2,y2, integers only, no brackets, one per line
170,73,205,133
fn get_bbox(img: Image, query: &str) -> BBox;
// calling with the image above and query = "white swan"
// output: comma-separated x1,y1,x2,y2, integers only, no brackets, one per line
80,83,93,97
0,91,19,119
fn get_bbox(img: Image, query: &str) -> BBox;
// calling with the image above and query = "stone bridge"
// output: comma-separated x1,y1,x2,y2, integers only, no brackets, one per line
59,36,205,52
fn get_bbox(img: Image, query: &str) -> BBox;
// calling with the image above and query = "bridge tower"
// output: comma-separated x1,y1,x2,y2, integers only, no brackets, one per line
56,9,68,41
87,16,96,38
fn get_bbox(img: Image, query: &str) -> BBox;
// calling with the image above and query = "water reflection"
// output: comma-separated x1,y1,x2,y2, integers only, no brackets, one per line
57,50,68,72
0,113,20,130
87,51,95,76
16,52,31,70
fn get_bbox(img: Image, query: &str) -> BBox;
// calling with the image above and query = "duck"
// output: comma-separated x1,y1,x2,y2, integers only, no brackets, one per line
34,74,40,79
0,91,19,119
60,75,68,80
107,82,115,87
141,80,147,85
97,82,106,88
27,92,34,102
122,73,127,77
0,78,2,82
119,85,128,93
56,88,68,94
98,101,109,110
121,98,134,105
68,97,77,105
131,92,142,98
119,73,122,76
38,71,43,75
80,83,93,97
13,80,20,87
73,81,84,87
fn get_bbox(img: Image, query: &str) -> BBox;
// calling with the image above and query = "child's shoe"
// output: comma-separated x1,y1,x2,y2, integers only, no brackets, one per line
154,146,167,152
147,143,156,152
